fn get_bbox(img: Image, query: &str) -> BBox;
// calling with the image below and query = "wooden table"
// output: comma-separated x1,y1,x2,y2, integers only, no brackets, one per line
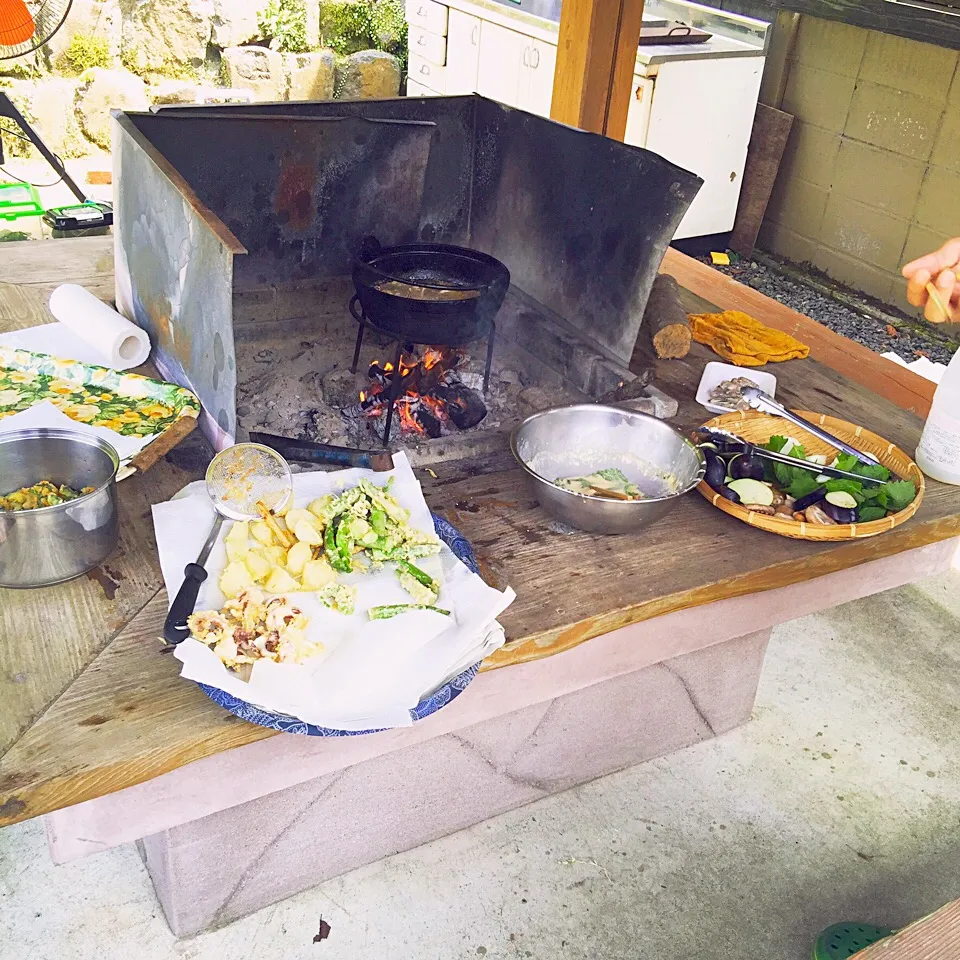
2,238,956,935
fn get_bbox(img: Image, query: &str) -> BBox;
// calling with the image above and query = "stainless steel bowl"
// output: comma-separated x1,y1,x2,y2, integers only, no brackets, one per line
511,405,705,534
0,429,120,588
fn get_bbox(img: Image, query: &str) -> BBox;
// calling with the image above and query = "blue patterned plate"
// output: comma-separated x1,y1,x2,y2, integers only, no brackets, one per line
198,513,481,737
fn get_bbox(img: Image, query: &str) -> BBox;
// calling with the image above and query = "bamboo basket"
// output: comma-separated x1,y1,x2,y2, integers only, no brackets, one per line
697,409,925,541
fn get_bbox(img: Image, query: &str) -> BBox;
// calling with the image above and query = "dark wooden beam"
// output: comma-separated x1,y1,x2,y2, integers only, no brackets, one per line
550,0,646,139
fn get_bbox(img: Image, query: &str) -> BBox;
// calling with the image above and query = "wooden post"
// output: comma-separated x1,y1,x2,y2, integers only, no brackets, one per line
550,0,646,140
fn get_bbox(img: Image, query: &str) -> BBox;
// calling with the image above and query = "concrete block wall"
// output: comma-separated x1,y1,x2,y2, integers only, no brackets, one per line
758,17,960,314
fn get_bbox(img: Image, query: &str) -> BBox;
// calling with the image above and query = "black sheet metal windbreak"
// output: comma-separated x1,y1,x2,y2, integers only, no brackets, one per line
113,96,702,449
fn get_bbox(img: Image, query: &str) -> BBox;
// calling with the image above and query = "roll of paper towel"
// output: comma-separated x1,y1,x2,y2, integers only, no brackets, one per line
48,284,151,370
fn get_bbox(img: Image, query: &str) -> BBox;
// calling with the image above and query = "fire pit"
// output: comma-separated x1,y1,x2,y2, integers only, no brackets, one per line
348,237,509,443
113,96,703,463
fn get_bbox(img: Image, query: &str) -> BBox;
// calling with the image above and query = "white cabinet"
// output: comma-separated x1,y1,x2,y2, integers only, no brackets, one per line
630,56,763,239
520,36,556,117
409,53,447,93
624,76,654,149
476,20,525,106
445,9,481,95
476,21,555,116
409,24,447,65
405,0,448,36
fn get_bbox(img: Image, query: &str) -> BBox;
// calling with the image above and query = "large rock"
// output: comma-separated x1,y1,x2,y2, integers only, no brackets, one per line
44,0,122,68
210,0,263,48
335,50,400,100
119,0,214,74
149,79,202,105
76,68,149,149
284,50,335,101
1,78,89,159
221,46,284,101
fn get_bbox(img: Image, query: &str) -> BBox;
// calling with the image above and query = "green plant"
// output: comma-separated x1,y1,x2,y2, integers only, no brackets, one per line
321,0,407,71
257,0,309,53
55,33,110,76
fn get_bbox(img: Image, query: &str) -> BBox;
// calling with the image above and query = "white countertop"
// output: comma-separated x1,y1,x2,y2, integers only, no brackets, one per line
441,0,766,65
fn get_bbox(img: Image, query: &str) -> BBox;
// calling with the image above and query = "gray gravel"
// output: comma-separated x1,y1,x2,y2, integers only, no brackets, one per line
702,257,957,366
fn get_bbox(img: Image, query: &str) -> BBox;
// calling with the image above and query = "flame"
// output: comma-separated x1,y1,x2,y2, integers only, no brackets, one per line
359,390,366,403
383,362,394,373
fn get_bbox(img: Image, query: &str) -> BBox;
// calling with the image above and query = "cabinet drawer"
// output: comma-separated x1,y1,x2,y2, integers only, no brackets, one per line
409,25,446,65
409,53,447,93
405,0,448,36
406,77,440,97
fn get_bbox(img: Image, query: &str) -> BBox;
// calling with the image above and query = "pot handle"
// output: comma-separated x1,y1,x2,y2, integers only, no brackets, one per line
358,235,383,262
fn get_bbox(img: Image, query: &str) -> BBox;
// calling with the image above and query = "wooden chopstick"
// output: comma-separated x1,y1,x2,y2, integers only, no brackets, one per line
926,281,954,323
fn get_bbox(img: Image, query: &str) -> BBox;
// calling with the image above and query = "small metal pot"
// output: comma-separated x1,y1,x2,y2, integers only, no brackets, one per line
511,405,704,534
0,429,120,588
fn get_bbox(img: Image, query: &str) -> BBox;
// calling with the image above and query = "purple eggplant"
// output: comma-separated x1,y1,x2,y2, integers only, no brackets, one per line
716,484,741,504
729,453,764,481
704,450,727,490
821,501,857,524
792,488,826,512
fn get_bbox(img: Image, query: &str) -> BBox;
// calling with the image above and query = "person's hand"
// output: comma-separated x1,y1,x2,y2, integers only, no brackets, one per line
902,238,960,323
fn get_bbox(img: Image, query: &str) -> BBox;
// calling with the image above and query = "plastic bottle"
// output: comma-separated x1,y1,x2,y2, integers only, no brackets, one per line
916,348,960,484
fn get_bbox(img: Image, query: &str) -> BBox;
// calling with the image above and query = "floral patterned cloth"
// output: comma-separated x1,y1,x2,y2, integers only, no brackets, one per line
0,346,199,438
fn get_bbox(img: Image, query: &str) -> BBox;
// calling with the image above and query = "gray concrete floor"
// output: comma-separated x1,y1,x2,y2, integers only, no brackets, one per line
3,572,960,960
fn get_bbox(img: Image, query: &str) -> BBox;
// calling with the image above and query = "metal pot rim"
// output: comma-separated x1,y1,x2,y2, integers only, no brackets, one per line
0,428,120,517
510,404,706,505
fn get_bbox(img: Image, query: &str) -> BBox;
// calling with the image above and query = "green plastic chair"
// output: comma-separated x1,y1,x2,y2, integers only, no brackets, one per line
813,922,894,959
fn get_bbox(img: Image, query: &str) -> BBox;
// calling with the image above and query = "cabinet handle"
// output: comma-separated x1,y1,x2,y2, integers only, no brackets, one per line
417,35,426,45
417,4,427,15
471,24,479,45
522,46,530,66
531,47,540,69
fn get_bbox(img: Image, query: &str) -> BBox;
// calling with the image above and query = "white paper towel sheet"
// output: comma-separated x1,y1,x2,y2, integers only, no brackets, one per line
0,285,151,371
153,453,514,730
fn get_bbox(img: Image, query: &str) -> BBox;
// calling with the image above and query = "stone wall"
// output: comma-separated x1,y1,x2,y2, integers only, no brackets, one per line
759,16,960,315
0,0,404,161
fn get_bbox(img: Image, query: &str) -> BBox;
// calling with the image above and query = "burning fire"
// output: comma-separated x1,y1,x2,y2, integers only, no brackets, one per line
358,346,481,437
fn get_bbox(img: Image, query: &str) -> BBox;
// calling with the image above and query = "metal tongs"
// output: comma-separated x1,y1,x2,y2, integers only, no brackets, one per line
740,387,882,466
697,427,886,486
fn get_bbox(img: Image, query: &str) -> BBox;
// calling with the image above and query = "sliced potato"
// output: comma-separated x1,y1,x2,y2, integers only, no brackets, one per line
251,519,275,546
264,566,301,594
301,557,336,590
225,520,249,544
286,540,313,576
285,508,317,531
294,518,324,546
225,539,249,564
219,561,254,599
245,550,272,583
261,544,288,566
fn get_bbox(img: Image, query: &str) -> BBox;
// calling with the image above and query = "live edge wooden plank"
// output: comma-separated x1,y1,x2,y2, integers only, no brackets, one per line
4,339,960,827
660,248,936,418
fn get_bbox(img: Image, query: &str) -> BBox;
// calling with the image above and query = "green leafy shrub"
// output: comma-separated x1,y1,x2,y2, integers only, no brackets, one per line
55,33,110,76
258,0,309,52
321,0,407,71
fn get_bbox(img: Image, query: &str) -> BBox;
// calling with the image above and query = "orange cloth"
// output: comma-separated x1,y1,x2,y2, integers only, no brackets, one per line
688,310,810,367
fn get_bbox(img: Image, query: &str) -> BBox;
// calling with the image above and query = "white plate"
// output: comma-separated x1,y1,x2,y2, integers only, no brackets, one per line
696,361,777,415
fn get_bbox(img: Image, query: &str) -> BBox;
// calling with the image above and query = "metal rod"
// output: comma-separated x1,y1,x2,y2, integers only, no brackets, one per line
482,320,496,395
0,92,88,206
381,339,405,447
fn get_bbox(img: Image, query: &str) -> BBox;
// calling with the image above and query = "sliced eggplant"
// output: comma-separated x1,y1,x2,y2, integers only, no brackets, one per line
729,454,765,482
727,478,774,506
821,501,857,524
704,450,727,490
716,484,741,504
825,490,857,510
792,488,826,512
